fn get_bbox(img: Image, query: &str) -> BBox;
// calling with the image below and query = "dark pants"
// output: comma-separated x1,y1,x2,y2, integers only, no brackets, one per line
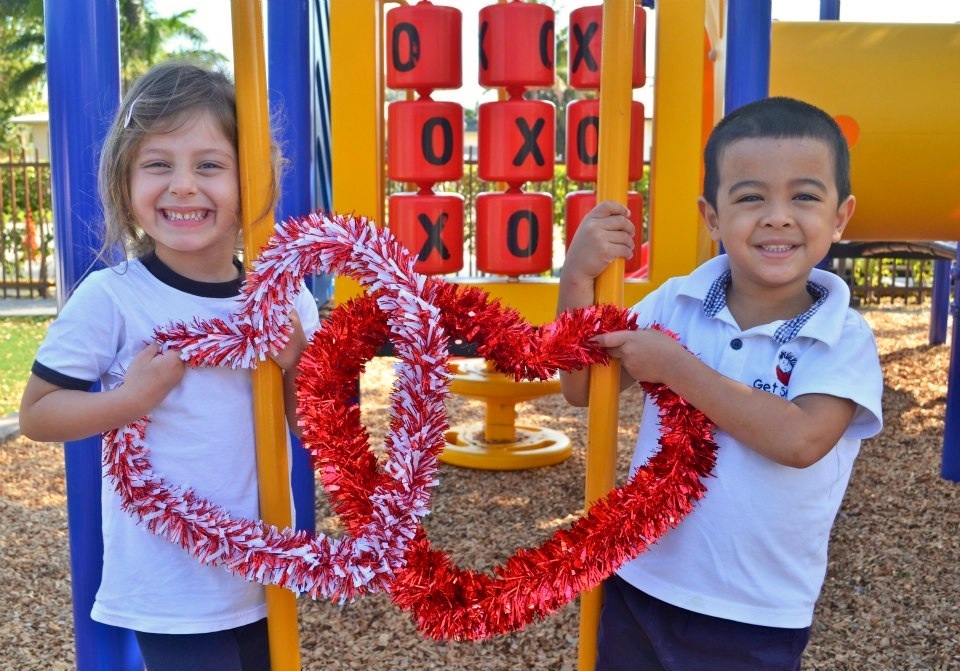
595,575,811,671
135,618,271,671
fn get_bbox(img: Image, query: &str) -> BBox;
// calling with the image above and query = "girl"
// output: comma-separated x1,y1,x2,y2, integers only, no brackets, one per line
19,61,320,670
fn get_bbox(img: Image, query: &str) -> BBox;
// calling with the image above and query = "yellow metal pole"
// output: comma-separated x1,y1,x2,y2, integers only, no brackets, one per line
578,1,635,669
230,2,301,669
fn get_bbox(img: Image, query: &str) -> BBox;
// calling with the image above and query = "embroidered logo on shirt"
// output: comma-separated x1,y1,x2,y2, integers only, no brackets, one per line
776,351,797,386
753,350,798,397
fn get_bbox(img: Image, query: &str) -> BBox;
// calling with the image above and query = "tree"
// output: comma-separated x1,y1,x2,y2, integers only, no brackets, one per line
0,0,227,147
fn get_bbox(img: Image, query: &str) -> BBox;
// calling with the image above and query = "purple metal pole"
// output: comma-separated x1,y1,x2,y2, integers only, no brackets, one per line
941,250,960,482
820,0,841,20
44,0,141,668
725,0,771,114
930,259,950,346
268,0,318,534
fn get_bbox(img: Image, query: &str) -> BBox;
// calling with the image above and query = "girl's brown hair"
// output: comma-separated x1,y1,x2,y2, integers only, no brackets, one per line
97,61,284,259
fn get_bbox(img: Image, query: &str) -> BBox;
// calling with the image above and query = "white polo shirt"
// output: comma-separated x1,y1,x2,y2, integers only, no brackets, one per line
617,254,883,629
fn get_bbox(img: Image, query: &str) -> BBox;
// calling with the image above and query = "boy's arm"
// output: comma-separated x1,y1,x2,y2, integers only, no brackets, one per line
18,343,186,443
557,200,635,407
595,328,857,468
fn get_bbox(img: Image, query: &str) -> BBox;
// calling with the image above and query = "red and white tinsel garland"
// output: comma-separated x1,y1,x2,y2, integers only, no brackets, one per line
105,211,719,639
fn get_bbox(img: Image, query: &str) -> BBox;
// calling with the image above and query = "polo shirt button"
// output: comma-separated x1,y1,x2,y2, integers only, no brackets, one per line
730,338,743,350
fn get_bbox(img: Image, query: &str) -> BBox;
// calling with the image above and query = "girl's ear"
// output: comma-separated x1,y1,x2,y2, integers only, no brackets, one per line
833,194,856,242
698,197,722,242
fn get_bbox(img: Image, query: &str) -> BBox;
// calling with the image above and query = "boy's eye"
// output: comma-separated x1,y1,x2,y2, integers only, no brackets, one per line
735,194,762,203
198,161,223,170
794,193,821,202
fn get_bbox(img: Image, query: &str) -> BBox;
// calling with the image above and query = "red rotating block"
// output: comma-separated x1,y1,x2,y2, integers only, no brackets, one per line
389,191,464,275
476,190,553,277
568,4,646,90
388,100,464,185
386,2,462,93
565,99,645,183
478,1,555,94
565,190,645,274
478,99,555,185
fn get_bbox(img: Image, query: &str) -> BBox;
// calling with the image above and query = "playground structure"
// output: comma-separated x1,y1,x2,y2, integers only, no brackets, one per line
43,1,958,670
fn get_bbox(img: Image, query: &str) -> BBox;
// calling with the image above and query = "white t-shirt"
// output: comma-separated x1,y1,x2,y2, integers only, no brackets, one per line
616,254,883,629
33,254,320,634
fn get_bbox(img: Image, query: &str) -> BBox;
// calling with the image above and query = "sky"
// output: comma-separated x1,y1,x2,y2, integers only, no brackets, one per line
160,0,959,107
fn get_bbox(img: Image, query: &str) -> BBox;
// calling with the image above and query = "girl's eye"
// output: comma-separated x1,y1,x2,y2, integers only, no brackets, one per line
198,161,222,170
143,160,170,169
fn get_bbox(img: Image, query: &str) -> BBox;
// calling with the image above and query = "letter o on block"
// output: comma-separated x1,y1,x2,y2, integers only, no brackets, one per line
565,99,645,183
476,191,553,277
386,3,462,92
388,100,464,185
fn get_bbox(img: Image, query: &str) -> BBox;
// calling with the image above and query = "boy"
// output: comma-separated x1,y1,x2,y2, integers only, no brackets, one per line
558,97,884,670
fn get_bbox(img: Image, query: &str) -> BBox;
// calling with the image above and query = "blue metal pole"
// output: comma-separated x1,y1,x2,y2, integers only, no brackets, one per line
942,250,960,482
268,0,318,534
725,0,771,115
44,0,141,668
820,0,841,20
930,259,950,345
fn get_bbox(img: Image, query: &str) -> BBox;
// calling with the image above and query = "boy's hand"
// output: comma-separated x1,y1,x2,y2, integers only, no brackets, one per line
563,200,635,284
120,342,187,415
270,310,308,372
592,328,685,387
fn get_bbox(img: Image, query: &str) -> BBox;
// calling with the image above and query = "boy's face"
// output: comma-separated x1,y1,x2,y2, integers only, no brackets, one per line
698,136,855,297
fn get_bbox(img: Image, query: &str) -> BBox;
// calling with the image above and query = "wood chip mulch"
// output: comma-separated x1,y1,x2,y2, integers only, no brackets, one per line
1,304,957,670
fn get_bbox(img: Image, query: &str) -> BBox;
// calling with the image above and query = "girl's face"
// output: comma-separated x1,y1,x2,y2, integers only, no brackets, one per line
129,109,241,282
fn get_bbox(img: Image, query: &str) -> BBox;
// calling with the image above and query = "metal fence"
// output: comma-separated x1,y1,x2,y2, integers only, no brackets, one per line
0,149,936,304
0,149,54,298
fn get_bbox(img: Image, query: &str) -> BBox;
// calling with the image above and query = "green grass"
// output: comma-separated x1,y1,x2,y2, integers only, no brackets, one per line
0,316,52,416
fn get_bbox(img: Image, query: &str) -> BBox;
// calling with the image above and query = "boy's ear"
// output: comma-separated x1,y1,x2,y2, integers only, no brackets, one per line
833,194,856,242
698,197,722,241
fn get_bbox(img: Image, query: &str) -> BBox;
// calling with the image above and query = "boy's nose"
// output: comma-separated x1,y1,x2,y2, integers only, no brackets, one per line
762,202,795,227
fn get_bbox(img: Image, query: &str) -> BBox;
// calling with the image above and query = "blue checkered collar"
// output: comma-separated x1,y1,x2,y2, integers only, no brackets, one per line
690,255,845,345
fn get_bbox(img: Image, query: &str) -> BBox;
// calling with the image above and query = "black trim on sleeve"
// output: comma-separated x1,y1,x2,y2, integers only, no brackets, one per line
31,361,96,391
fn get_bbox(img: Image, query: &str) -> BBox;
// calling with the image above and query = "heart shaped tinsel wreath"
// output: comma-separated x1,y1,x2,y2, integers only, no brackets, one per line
106,211,718,640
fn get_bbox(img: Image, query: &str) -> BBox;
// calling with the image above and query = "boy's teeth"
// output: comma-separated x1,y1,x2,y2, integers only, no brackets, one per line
763,244,793,252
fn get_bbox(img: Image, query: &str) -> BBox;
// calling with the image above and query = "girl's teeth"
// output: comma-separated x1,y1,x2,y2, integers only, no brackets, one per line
166,210,205,221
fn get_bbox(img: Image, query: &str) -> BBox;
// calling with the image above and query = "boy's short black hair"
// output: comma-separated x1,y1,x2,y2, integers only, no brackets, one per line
702,96,851,209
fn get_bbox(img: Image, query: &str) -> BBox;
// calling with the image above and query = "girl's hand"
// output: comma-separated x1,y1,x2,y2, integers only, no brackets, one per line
270,310,308,372
120,343,187,415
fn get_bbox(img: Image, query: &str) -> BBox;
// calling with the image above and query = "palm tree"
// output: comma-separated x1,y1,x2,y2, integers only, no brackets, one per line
2,0,226,98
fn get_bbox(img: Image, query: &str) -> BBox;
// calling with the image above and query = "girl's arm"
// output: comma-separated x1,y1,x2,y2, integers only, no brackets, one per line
18,343,186,443
269,311,309,439
594,328,857,468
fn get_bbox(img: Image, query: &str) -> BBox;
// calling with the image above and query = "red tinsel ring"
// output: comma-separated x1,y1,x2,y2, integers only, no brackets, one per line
307,283,719,641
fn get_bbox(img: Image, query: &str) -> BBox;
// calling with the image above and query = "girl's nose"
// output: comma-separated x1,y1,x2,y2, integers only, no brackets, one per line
169,169,198,196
